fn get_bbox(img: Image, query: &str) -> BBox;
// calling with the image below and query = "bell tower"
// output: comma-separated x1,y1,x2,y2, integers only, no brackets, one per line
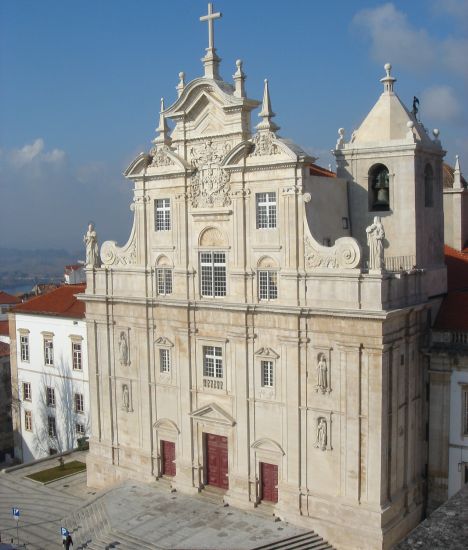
334,64,446,296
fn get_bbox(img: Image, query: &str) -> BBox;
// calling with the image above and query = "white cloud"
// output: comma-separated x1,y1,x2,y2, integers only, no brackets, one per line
9,138,65,167
443,37,468,79
432,0,468,24
420,85,462,122
352,3,435,71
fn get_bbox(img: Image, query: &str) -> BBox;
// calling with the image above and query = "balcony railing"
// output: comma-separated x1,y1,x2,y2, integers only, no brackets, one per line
432,331,468,347
203,377,223,390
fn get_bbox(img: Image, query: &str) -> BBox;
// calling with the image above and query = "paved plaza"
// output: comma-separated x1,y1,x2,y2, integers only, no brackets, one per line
0,453,331,550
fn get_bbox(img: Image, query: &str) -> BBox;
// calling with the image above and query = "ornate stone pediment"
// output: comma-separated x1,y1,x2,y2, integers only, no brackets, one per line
149,145,175,168
155,336,174,348
189,140,232,208
189,402,235,426
254,347,280,359
250,131,280,157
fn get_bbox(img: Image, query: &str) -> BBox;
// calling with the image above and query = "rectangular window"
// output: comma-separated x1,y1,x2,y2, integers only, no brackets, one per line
156,268,173,295
203,346,223,378
23,382,32,401
463,388,468,436
160,348,170,373
261,360,274,387
20,335,29,362
155,198,171,231
258,271,278,300
44,338,54,366
256,192,277,229
46,386,55,407
48,416,56,437
76,423,85,435
24,410,32,431
72,342,82,370
200,251,226,297
74,393,84,414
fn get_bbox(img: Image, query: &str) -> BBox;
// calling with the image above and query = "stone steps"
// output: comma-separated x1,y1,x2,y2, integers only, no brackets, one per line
253,531,334,550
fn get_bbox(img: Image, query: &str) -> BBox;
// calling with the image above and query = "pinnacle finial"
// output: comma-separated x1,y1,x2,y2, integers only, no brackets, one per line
454,154,463,189
380,62,396,94
233,59,246,98
154,97,171,146
176,71,185,97
256,78,279,133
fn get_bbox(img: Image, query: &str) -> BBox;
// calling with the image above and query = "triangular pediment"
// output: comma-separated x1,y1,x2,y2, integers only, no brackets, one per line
155,336,174,347
254,347,280,359
190,402,235,426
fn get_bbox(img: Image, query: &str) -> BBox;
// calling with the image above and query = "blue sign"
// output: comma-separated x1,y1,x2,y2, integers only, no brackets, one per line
12,508,20,519
61,527,69,537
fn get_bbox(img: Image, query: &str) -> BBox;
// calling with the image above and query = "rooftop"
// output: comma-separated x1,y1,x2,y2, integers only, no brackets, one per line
0,291,21,305
13,284,86,319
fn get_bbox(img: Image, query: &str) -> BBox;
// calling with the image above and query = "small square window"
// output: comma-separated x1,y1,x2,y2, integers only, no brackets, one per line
24,410,32,431
46,387,55,407
72,342,82,370
76,423,85,435
160,348,170,373
48,416,56,437
20,335,29,362
74,393,84,414
203,346,223,378
44,338,54,366
261,360,274,387
23,382,32,401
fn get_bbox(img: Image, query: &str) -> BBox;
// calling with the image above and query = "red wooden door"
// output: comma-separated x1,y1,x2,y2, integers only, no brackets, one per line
161,440,176,476
205,433,229,489
260,462,278,503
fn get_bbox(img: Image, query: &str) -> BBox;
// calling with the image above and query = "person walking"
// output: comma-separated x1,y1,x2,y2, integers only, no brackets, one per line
63,533,73,549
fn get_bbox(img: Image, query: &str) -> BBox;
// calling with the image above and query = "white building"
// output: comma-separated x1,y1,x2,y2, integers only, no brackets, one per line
82,5,448,549
64,263,86,285
9,284,89,462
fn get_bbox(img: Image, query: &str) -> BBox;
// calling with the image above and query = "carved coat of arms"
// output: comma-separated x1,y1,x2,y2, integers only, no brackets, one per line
189,140,231,207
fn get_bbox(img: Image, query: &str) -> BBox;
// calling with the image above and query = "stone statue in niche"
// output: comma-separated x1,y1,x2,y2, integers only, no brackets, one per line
83,222,100,268
122,384,130,411
118,331,129,366
366,216,385,271
315,353,329,394
315,417,327,451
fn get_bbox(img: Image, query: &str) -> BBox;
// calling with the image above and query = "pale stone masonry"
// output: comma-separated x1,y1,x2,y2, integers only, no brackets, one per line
82,5,447,549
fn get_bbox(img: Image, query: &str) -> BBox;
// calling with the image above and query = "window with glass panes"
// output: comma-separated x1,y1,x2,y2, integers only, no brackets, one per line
261,360,274,387
44,338,54,365
256,192,277,229
72,342,82,370
200,252,226,297
23,382,31,401
76,423,85,435
156,268,173,295
46,386,55,407
160,348,170,373
75,393,84,413
155,198,171,231
203,346,223,378
20,335,29,362
25,410,32,431
258,270,278,300
48,416,56,437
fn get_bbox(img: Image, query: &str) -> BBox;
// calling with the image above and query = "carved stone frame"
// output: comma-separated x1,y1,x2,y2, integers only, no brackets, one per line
155,336,175,385
312,346,332,395
254,347,280,401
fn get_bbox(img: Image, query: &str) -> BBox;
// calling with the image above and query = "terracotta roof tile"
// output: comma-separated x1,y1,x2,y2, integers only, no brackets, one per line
0,320,9,337
309,163,336,178
0,291,21,305
0,341,10,357
13,284,86,319
443,163,467,189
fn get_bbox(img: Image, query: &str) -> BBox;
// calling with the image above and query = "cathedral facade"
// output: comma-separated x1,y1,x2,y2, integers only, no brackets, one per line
82,6,447,549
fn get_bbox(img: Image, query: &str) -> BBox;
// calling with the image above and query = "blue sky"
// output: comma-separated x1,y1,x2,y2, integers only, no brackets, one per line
1,0,467,250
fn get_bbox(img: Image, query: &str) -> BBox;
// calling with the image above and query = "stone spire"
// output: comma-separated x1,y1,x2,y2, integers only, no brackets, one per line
380,63,396,94
153,98,171,146
256,79,279,133
200,2,222,80
454,155,463,189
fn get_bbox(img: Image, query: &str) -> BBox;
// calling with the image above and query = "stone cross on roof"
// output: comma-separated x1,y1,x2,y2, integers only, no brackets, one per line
200,2,222,51
200,3,223,80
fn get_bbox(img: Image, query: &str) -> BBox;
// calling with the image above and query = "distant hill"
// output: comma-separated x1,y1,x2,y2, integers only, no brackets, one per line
0,247,83,291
